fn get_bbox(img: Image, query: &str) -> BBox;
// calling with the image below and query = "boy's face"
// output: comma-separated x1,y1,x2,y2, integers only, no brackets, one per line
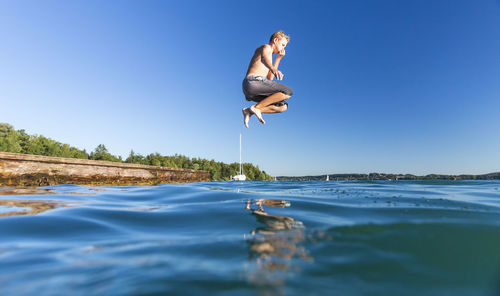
273,37,288,53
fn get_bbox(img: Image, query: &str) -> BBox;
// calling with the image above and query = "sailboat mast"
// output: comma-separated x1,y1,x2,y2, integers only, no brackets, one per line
239,133,242,175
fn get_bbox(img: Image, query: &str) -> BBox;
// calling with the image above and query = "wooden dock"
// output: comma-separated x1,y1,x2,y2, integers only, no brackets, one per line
0,152,210,186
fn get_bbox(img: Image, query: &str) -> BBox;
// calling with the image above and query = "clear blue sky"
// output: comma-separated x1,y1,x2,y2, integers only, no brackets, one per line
1,0,499,176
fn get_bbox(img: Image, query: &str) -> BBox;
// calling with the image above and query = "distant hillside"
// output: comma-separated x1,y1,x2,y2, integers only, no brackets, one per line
277,172,500,181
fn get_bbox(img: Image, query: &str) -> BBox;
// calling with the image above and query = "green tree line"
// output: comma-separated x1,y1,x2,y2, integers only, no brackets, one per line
0,123,272,181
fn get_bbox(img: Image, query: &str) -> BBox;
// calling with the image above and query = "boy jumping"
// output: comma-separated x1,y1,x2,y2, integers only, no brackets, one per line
242,31,293,128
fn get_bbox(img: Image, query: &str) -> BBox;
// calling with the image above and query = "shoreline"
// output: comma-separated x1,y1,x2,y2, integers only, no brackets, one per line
0,152,210,186
277,172,500,181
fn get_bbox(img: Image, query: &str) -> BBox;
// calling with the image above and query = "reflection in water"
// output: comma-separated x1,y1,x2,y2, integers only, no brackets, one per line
0,187,95,196
0,187,55,196
0,187,87,217
0,200,66,217
245,199,312,295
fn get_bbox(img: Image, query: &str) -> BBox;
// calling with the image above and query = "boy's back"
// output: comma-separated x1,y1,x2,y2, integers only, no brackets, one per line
245,44,273,78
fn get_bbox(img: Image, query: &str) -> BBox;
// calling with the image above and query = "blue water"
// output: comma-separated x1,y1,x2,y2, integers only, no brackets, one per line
1,180,500,295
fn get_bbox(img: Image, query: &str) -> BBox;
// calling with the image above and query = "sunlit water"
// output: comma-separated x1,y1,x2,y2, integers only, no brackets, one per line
1,180,499,295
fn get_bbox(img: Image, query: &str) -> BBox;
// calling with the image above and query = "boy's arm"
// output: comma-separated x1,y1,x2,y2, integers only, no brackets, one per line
261,45,283,80
267,55,283,80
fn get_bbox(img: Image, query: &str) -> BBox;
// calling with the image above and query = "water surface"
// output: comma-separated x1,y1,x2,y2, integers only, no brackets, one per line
1,180,499,295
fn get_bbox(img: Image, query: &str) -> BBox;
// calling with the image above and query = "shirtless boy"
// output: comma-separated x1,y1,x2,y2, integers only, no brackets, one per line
242,31,293,128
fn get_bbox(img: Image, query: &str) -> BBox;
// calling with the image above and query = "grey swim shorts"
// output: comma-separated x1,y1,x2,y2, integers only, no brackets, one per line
242,75,293,107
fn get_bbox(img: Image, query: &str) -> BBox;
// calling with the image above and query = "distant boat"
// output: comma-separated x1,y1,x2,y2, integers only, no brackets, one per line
231,133,246,181
326,174,329,181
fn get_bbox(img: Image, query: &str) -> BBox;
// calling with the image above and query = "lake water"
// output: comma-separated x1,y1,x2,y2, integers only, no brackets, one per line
1,180,499,295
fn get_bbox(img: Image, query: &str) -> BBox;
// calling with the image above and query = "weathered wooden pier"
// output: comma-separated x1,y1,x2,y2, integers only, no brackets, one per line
0,152,210,186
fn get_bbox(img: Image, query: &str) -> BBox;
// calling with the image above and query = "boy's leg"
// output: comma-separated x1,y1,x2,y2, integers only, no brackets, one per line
259,103,288,114
255,92,290,110
250,105,266,124
243,76,293,125
250,92,291,124
243,104,285,128
242,108,251,128
244,104,285,128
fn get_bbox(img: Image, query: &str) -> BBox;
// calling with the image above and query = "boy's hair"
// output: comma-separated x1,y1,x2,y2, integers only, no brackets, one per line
269,31,290,43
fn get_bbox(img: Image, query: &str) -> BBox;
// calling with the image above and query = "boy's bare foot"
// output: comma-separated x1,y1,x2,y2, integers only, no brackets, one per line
242,108,251,128
250,105,266,124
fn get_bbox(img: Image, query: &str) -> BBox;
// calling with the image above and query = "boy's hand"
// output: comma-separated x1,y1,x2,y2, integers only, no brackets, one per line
277,49,286,58
275,70,284,80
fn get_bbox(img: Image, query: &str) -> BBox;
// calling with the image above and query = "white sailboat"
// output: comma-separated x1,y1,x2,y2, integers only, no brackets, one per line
231,133,246,181
326,174,329,181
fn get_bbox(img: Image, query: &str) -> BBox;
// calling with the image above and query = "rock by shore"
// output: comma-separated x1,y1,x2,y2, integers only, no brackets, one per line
0,152,210,186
